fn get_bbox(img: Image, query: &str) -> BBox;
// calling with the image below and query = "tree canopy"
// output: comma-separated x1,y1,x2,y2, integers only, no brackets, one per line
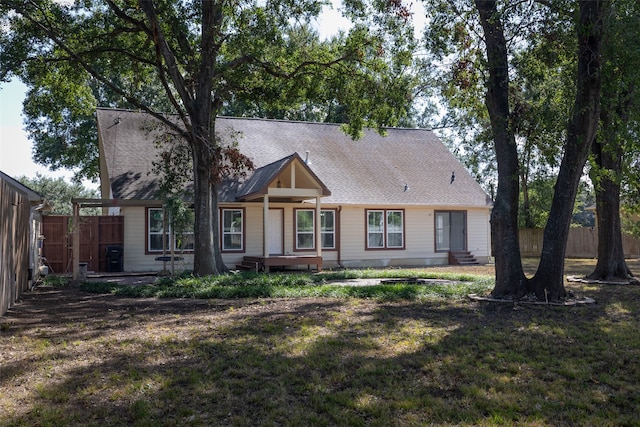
586,0,640,280
17,174,99,215
5,0,637,287
422,0,609,300
1,0,419,275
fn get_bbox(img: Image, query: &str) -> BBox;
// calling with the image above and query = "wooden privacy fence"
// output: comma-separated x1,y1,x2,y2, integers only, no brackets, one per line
41,215,124,274
519,228,640,258
1,177,30,316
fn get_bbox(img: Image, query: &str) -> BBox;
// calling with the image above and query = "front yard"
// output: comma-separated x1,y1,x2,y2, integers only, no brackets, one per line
1,259,639,426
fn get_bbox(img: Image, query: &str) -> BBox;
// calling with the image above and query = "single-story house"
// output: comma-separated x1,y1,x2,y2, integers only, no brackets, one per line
1,171,49,316
95,108,492,273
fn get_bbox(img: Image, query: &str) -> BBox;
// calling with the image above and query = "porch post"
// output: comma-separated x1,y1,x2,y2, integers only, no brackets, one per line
316,197,322,258
72,201,80,280
263,194,269,257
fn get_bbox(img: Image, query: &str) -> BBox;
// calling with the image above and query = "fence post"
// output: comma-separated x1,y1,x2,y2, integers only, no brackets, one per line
72,202,80,280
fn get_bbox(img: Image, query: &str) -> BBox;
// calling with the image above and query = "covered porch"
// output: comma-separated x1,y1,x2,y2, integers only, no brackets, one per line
234,152,331,272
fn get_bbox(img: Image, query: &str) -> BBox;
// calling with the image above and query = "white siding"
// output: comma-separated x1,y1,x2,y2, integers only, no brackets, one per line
337,206,450,268
120,203,491,272
466,208,492,263
121,206,194,272
221,205,263,268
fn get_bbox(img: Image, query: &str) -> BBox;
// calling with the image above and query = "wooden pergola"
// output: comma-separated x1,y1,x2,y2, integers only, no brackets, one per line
70,198,163,280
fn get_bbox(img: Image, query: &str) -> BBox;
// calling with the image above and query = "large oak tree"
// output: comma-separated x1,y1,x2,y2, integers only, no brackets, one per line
528,0,606,300
473,0,527,298
1,0,417,275
424,0,607,300
424,0,638,295
477,0,606,301
587,0,640,283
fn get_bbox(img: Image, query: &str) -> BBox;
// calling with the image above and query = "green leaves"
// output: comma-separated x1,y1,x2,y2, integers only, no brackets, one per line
3,0,415,274
3,0,418,181
17,174,99,215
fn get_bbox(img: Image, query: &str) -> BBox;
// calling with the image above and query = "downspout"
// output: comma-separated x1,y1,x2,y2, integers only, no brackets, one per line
31,201,49,286
337,205,343,268
162,207,168,273
316,196,322,263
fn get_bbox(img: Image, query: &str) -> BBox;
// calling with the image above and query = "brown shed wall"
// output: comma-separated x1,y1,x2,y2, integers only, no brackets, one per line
1,177,31,316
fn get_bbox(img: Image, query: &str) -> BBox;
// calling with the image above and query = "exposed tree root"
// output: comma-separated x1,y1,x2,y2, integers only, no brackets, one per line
567,275,640,285
469,293,596,306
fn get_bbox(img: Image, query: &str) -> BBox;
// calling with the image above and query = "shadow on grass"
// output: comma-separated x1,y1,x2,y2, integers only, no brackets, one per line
2,283,640,426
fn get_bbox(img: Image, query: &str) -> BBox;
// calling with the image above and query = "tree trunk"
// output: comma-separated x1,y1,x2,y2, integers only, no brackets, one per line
588,114,633,281
188,103,227,275
589,171,631,281
141,0,227,276
191,131,226,276
530,0,606,301
475,0,527,299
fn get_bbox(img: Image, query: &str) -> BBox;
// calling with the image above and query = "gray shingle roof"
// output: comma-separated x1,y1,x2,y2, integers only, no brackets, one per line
237,155,293,199
236,152,330,200
97,108,492,207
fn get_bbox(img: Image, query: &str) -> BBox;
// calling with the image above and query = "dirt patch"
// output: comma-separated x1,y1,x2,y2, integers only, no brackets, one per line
82,273,161,286
3,264,640,425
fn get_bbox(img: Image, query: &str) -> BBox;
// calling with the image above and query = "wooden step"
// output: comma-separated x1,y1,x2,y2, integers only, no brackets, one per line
236,258,263,272
448,251,479,265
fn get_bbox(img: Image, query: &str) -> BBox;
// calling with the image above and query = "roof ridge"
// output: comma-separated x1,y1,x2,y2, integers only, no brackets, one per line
253,153,297,170
96,107,432,131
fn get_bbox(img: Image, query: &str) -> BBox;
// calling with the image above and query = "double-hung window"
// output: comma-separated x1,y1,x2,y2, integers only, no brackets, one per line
367,210,385,248
148,208,169,252
147,207,195,252
295,209,336,250
221,208,244,251
386,210,404,248
366,209,404,249
296,209,315,250
320,210,335,249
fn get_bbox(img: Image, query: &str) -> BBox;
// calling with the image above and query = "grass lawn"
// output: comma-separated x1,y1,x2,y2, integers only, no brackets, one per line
1,258,639,426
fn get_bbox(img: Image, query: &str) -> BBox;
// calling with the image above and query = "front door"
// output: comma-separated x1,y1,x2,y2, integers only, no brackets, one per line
268,209,283,255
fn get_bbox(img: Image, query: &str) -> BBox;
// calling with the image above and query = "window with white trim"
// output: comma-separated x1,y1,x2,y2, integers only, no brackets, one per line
386,210,404,248
221,209,243,251
367,210,384,248
147,207,194,252
148,208,168,252
321,210,335,249
366,209,404,249
295,209,336,250
175,231,195,251
296,209,315,250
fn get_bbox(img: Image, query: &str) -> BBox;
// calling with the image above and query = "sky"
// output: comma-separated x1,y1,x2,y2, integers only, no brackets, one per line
0,79,75,181
0,1,423,187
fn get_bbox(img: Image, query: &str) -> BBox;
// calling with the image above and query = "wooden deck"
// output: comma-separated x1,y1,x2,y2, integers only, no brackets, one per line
237,255,322,272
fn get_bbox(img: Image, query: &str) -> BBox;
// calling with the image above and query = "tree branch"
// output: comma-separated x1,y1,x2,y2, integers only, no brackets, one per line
104,0,153,38
17,0,189,138
138,0,193,131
